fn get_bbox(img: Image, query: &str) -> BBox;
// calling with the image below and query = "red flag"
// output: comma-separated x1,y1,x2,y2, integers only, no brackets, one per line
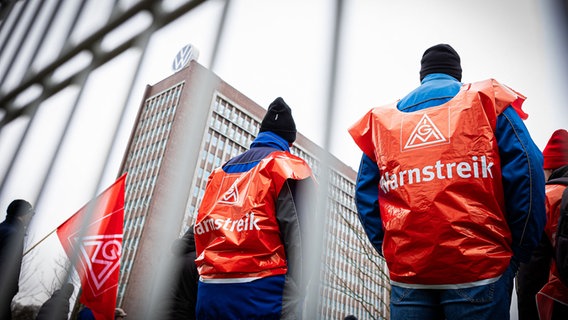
57,174,126,320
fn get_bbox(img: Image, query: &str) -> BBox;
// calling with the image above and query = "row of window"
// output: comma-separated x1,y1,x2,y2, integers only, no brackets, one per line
117,214,146,305
132,85,181,147
214,97,259,136
319,199,390,317
117,85,183,303
145,84,183,112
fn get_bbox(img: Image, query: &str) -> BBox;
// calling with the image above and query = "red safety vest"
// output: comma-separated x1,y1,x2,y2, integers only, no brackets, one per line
194,151,313,281
349,79,522,285
536,184,568,319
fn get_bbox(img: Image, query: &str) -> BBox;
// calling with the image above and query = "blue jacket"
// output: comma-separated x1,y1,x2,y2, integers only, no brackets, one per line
355,73,546,264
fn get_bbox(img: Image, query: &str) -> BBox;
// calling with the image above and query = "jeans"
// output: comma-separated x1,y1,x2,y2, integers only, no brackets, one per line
390,261,518,320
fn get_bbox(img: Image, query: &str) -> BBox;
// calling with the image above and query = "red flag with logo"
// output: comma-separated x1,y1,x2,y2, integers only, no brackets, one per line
57,174,126,320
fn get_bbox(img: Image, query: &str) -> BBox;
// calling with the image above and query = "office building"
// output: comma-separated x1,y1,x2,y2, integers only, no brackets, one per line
117,60,389,319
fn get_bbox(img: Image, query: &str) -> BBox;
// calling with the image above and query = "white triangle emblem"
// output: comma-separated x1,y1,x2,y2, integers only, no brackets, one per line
404,114,447,149
79,235,122,295
219,180,239,204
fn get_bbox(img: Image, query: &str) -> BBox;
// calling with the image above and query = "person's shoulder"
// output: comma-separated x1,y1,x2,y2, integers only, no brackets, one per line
0,220,16,234
269,152,313,176
466,78,516,93
267,150,305,162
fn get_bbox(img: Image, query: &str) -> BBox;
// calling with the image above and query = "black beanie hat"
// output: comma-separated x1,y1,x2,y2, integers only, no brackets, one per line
6,199,33,218
419,44,462,81
259,97,297,143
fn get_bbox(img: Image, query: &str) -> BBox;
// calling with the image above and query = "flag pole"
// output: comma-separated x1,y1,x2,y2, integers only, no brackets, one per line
23,227,58,256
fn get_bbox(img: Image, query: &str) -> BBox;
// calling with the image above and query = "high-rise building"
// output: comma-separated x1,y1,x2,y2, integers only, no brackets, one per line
117,60,389,319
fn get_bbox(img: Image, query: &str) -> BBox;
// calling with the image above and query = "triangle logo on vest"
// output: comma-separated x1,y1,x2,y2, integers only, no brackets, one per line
403,112,449,150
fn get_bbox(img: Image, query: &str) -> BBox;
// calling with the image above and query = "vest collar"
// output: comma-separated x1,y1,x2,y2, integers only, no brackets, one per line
250,131,290,152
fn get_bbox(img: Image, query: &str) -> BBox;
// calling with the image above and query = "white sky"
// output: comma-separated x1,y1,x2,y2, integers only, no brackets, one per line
156,0,566,168
0,0,566,313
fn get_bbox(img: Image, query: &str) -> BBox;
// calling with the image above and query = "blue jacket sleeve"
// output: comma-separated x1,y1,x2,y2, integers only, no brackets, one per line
496,107,546,263
354,154,384,256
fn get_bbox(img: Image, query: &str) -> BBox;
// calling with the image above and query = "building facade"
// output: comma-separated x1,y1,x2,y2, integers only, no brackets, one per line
117,60,389,319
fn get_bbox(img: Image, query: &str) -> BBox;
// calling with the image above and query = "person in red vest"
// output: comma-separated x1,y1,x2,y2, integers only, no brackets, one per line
517,128,568,320
194,97,316,319
348,44,546,320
